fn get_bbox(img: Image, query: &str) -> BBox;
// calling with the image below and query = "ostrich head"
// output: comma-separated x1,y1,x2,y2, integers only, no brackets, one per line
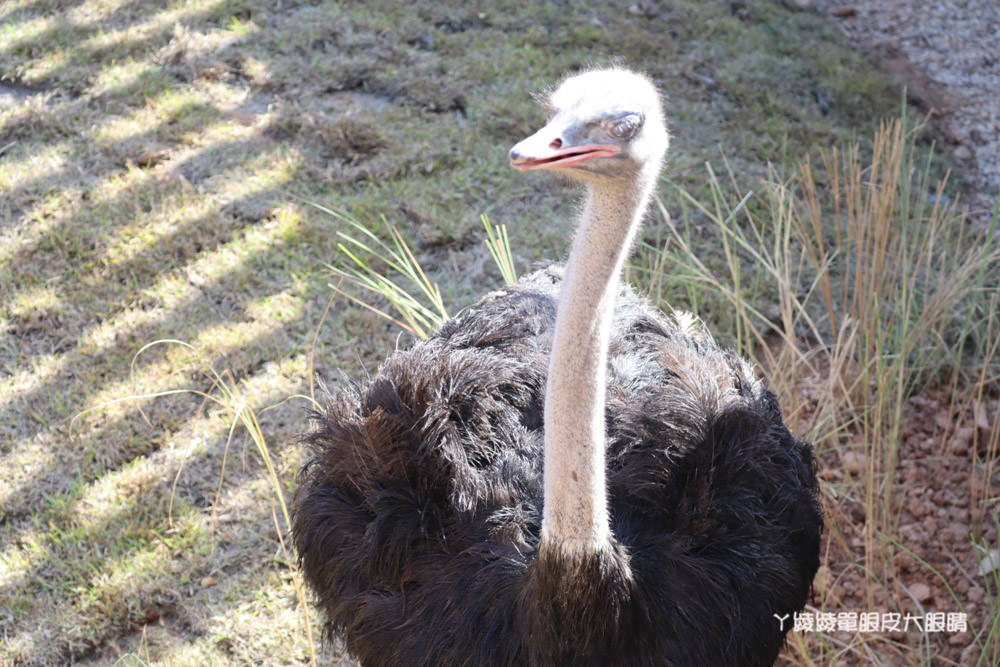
507,69,671,555
509,68,669,184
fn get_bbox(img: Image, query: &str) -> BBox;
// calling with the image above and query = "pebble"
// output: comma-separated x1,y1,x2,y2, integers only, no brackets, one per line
951,426,974,455
949,631,971,647
842,450,866,476
900,525,921,543
816,564,832,589
936,412,953,430
909,582,932,602
893,551,914,572
960,643,981,665
975,403,991,430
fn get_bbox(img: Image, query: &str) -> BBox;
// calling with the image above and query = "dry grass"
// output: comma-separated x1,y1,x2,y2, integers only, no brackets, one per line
633,119,1000,664
2,0,994,664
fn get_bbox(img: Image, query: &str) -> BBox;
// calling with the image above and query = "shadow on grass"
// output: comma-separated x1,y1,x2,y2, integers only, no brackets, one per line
0,0,931,664
0,458,311,663
0,0,259,91
0,176,332,507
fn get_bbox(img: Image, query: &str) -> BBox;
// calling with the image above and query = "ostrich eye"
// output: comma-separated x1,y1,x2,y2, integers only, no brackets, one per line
609,113,643,140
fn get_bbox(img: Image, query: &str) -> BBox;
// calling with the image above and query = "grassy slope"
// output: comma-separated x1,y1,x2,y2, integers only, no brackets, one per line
0,0,955,664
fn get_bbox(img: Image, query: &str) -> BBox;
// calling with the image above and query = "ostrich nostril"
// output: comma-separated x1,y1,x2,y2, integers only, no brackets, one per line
549,138,563,149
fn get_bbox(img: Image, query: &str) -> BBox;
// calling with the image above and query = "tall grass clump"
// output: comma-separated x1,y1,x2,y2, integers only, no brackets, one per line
635,117,999,627
319,207,519,340
790,122,997,598
308,203,450,340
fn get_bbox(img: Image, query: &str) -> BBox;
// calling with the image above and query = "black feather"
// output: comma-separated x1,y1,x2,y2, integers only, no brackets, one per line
293,268,822,666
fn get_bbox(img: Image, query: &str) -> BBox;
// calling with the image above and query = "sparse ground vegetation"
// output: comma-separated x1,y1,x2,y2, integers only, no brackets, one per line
2,1,997,664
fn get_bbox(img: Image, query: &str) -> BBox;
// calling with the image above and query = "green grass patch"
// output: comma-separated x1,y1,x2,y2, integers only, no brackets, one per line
2,0,994,664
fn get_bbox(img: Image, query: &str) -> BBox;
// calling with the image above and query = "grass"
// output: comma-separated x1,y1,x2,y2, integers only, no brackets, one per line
1,0,996,664
632,119,1000,664
316,203,450,340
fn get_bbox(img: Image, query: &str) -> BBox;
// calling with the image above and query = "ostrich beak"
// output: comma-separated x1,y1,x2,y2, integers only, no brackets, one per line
509,126,620,171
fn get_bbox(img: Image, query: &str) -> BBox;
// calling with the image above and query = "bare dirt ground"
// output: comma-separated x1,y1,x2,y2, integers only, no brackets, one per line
787,4,1000,664
813,0,1000,214
805,394,1000,665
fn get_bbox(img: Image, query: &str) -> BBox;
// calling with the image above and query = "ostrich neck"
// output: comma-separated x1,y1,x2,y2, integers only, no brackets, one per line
541,172,656,553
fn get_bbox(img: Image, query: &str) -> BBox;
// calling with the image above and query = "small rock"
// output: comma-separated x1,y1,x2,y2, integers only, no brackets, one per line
952,426,974,455
901,525,922,543
819,467,842,481
961,642,981,666
893,551,914,572
833,6,857,17
936,412,953,430
946,129,969,144
842,450,866,476
977,548,1000,576
817,564,832,589
201,575,218,587
953,145,974,160
949,631,972,647
909,581,932,602
975,402,992,435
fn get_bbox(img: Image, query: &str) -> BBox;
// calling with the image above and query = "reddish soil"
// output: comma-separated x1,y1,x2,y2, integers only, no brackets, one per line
795,392,999,665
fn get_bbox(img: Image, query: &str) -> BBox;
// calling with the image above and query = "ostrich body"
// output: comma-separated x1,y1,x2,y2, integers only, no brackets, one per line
293,69,822,666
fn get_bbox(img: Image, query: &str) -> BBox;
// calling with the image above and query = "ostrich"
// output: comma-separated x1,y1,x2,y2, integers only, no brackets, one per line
293,68,822,666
